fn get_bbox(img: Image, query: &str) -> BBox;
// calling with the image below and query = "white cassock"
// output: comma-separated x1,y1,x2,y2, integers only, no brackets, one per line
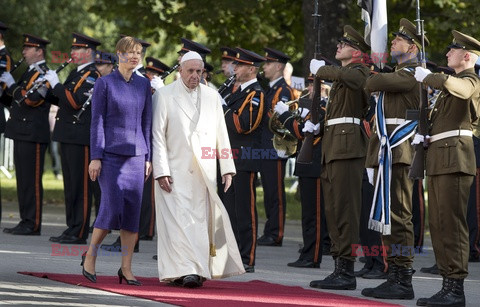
152,79,245,282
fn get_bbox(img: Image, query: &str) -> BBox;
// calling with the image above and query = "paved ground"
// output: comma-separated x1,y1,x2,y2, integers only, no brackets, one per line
0,201,479,306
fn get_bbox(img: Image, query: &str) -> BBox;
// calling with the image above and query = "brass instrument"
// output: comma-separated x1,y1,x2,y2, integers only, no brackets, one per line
268,93,310,158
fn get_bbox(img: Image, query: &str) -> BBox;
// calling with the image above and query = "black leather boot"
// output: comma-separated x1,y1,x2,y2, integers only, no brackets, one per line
417,277,449,306
362,263,397,297
309,258,356,290
426,278,465,307
362,265,414,299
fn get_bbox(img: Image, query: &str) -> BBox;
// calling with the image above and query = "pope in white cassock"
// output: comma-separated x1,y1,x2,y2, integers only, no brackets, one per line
152,51,245,288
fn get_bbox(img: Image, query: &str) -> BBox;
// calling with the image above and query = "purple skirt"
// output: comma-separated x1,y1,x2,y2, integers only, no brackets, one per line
94,152,145,232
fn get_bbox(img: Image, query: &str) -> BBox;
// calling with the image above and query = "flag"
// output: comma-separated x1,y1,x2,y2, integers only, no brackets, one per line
358,0,388,68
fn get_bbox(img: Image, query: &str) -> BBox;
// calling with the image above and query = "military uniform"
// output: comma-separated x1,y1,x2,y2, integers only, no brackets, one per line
417,30,480,307
308,25,370,291
278,89,327,268
223,48,266,272
467,133,480,262
362,19,429,300
49,33,101,244
258,47,295,246
2,34,54,235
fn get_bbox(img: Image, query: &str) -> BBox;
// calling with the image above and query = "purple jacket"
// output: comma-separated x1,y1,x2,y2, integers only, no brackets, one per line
90,69,152,161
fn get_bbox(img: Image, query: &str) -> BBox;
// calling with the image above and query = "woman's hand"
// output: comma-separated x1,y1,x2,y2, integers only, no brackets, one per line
89,159,102,181
145,161,152,181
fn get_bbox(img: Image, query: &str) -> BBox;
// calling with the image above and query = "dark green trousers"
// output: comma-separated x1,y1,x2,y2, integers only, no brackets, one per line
321,158,364,261
428,173,472,279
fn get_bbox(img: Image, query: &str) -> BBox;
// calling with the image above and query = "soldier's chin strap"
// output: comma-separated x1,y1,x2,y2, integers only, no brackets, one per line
369,92,418,235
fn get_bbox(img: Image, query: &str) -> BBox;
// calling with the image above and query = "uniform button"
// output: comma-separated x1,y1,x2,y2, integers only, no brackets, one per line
56,117,59,120
434,108,437,112
73,121,76,124
22,118,26,121
342,130,345,133
445,143,448,146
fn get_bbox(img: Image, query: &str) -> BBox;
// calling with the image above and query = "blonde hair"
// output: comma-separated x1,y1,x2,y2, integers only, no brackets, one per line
115,36,142,54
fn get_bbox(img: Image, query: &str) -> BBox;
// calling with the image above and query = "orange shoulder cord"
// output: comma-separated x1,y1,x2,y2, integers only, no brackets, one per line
66,71,92,110
236,91,264,134
23,72,44,107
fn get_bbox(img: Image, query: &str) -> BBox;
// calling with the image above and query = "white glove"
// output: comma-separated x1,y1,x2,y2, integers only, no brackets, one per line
309,59,325,75
44,70,59,88
274,101,289,115
411,133,430,146
414,67,432,83
221,97,227,106
298,107,309,119
302,120,320,135
34,76,46,84
150,76,164,91
366,168,374,185
0,72,15,88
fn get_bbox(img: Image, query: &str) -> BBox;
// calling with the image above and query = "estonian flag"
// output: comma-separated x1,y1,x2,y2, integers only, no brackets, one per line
358,0,388,68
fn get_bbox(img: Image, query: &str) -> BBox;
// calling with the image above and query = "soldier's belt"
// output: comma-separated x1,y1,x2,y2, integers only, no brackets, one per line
325,117,360,126
429,129,472,143
385,118,405,125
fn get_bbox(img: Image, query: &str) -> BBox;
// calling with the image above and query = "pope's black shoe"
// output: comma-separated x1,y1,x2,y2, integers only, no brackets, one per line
182,274,203,288
152,255,158,260
257,235,282,246
287,258,320,268
420,264,439,275
310,258,356,290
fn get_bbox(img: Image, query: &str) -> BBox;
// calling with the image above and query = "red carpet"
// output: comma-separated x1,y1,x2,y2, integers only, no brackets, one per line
19,272,400,306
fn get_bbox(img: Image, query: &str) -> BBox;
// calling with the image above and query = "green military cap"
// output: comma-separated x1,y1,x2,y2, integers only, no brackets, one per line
392,18,430,48
338,25,370,53
448,30,480,56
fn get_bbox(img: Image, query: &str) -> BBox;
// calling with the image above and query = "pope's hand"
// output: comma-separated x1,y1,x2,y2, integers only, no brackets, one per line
309,59,325,75
274,101,289,115
414,67,432,82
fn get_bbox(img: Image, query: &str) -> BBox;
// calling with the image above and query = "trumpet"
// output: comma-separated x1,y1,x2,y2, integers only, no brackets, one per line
269,93,310,158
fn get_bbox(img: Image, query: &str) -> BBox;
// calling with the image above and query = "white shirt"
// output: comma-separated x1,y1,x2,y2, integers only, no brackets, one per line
240,78,257,91
28,60,46,72
269,76,282,88
77,61,94,72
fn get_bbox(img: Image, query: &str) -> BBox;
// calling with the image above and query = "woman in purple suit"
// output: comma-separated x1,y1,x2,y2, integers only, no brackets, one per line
81,36,152,285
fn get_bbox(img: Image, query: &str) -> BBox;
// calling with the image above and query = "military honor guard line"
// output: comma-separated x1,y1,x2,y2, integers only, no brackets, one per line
0,13,480,307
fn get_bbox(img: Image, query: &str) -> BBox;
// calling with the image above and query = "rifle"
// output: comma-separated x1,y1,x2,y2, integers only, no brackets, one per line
296,0,322,164
16,58,72,105
407,0,429,179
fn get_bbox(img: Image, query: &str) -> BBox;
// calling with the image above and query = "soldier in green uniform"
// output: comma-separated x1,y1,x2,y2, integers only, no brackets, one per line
413,30,480,307
307,25,370,290
361,18,429,300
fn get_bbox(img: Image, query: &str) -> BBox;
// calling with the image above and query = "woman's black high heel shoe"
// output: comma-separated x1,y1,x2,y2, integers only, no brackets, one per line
118,268,141,286
81,252,97,283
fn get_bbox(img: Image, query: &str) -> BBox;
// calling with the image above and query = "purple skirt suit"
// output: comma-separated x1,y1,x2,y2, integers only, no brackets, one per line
90,69,152,232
